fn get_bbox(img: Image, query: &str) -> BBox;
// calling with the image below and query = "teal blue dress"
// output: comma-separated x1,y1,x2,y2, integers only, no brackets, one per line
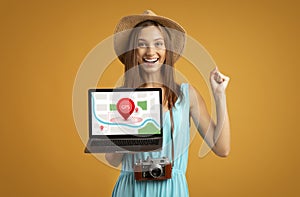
112,83,190,197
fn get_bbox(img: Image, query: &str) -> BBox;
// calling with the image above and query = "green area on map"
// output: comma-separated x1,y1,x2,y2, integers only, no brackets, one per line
138,122,160,134
137,101,147,110
110,104,117,111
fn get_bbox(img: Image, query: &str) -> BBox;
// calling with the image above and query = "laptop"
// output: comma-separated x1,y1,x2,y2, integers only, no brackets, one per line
84,88,163,153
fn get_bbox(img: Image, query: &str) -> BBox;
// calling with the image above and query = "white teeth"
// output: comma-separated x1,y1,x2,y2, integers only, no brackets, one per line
144,58,158,63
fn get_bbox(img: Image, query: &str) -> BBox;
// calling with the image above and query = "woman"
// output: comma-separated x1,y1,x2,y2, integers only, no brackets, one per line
106,10,230,197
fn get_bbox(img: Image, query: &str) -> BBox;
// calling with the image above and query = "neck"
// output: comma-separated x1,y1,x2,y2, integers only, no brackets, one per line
141,72,164,88
143,82,164,88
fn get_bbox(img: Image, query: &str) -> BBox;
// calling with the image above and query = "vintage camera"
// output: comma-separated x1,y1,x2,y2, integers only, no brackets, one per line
134,156,172,181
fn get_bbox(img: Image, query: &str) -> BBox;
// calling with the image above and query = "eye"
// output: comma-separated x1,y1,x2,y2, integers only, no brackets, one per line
155,42,165,48
138,42,147,48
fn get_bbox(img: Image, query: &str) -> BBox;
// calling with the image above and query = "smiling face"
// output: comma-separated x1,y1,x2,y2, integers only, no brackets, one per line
136,26,166,74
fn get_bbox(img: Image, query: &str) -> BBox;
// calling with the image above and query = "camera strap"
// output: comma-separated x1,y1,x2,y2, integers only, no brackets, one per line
169,107,175,167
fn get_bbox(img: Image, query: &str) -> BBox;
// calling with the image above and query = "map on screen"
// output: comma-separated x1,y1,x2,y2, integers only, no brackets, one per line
91,90,161,135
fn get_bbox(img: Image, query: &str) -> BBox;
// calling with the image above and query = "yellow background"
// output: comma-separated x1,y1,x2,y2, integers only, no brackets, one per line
1,0,299,196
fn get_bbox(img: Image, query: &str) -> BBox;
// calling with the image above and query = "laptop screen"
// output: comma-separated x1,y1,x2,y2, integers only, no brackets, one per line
89,88,162,137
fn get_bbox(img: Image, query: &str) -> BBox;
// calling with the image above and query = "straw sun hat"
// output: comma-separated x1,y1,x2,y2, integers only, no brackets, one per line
114,10,186,64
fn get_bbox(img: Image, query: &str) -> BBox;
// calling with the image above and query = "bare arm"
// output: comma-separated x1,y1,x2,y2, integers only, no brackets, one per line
189,67,230,157
105,153,124,167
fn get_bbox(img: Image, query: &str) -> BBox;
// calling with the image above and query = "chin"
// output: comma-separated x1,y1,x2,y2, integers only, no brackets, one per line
140,64,163,74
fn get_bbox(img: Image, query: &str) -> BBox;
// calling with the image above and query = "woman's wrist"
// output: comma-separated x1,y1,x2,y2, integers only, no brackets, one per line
213,91,227,103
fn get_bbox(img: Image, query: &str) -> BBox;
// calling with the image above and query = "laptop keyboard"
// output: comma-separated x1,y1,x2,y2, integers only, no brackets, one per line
91,139,159,146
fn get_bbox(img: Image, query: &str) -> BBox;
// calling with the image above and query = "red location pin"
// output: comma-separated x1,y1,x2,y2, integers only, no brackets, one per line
117,98,135,120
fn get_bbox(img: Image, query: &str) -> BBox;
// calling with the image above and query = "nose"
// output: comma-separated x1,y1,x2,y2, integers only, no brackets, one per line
146,46,156,56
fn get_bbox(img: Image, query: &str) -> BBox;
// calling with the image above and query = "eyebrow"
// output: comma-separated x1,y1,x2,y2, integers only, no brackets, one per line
138,38,164,41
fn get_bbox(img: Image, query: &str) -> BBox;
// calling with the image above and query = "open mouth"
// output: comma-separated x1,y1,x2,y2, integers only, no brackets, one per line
143,58,159,63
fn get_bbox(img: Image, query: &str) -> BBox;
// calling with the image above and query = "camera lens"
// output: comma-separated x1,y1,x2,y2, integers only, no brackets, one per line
150,164,162,178
151,168,162,177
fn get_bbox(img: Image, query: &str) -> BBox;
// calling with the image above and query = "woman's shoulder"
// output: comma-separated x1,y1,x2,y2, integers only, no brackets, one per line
179,83,189,92
179,83,195,96
176,83,203,98
186,83,206,109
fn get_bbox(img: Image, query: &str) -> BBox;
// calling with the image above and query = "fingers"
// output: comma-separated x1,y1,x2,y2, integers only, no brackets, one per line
218,72,230,83
215,72,224,83
210,68,218,86
210,67,230,84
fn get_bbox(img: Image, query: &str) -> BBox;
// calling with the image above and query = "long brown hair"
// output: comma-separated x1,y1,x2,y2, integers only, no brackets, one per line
122,20,182,110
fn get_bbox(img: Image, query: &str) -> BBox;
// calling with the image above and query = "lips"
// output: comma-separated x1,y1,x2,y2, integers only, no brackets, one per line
143,58,159,63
